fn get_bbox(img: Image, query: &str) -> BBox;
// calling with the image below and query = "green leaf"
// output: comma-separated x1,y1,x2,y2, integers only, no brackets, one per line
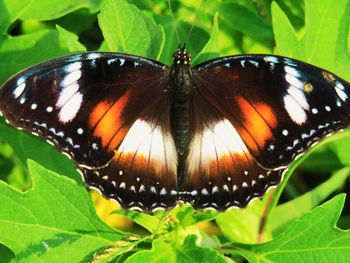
56,25,86,52
269,166,350,233
125,236,226,263
230,195,350,262
0,119,80,184
177,235,226,263
0,243,15,263
216,198,272,244
218,2,273,39
272,0,350,79
0,160,125,262
0,29,84,84
19,0,100,21
113,210,160,233
171,204,218,228
125,239,176,263
298,145,343,174
192,12,220,65
98,0,164,59
155,16,209,65
268,129,350,213
0,1,32,34
329,135,350,166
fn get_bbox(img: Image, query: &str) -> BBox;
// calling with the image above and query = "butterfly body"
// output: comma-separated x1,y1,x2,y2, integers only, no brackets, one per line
1,48,350,212
169,48,194,185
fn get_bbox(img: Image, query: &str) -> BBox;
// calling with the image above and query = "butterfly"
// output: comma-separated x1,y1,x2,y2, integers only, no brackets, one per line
0,46,349,212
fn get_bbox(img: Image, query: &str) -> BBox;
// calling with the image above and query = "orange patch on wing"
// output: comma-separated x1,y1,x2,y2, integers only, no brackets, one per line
115,152,150,171
89,91,130,149
215,154,234,174
255,103,277,128
114,150,173,180
109,127,129,150
235,96,275,148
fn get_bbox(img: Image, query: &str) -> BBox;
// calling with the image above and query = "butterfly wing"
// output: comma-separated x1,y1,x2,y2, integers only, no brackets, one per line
0,52,178,211
185,55,350,210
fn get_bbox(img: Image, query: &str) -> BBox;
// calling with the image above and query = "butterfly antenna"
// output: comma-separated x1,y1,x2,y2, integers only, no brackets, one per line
185,0,205,44
168,0,181,45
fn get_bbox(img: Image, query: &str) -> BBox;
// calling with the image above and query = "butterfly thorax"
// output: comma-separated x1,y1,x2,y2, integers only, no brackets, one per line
170,47,193,182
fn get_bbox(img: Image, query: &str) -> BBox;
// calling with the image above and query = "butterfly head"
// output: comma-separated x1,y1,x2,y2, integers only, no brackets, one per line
173,44,192,65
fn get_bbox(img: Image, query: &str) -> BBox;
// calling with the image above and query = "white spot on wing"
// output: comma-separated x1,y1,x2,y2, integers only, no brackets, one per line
284,65,300,77
31,103,37,110
335,82,348,102
285,74,304,89
248,60,259,67
283,94,307,125
187,119,248,175
201,188,208,195
13,82,26,99
187,119,248,177
56,83,79,108
58,91,83,123
139,184,145,192
65,62,82,72
107,58,117,65
86,53,100,60
263,56,279,63
160,188,167,195
118,119,177,175
287,87,309,110
61,70,82,87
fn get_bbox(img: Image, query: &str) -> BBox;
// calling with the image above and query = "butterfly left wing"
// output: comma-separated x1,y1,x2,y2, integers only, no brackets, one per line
184,55,350,210
0,52,178,211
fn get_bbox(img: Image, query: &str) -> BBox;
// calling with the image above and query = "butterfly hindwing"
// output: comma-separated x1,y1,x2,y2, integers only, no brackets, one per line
184,92,281,210
83,97,178,211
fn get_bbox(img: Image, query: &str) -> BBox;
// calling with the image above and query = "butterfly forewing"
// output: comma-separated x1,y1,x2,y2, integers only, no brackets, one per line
193,55,350,170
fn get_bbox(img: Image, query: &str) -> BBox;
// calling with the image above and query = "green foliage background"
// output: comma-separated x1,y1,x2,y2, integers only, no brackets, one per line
0,0,350,262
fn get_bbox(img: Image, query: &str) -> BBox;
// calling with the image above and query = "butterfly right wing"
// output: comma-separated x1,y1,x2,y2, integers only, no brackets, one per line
183,54,350,210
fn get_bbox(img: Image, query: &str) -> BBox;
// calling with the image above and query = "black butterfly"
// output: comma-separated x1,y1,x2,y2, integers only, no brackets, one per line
0,46,349,212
